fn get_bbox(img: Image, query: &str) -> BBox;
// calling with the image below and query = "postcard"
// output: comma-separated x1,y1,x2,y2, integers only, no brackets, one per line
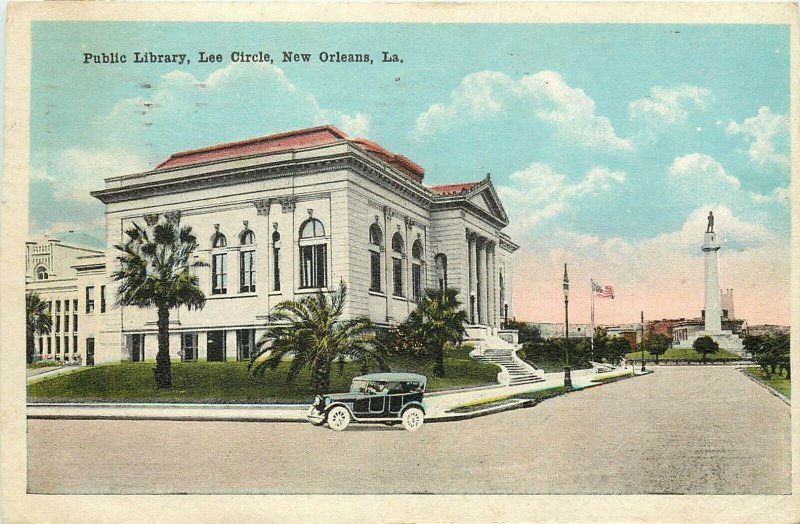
2,2,798,523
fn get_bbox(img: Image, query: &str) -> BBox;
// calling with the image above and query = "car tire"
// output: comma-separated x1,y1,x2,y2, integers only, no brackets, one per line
401,407,424,432
326,406,351,431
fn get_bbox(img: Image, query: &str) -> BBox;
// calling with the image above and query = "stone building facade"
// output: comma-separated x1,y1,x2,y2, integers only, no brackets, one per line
83,126,518,364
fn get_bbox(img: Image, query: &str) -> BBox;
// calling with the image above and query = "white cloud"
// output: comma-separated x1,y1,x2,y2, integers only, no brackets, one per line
497,162,626,231
414,70,632,151
667,152,788,206
629,84,713,125
726,106,789,172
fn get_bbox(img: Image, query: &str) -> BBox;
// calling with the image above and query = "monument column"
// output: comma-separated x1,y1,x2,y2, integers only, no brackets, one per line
702,213,722,334
486,242,494,327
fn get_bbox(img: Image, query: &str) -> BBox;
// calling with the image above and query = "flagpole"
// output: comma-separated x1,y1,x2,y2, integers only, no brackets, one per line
590,279,595,356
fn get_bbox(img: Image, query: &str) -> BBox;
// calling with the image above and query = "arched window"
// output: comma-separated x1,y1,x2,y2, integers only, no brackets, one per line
211,229,228,294
300,218,325,239
368,223,383,292
212,231,227,248
239,229,256,293
240,229,255,245
391,232,404,254
272,230,281,291
434,254,448,291
391,232,404,297
369,223,383,246
35,266,49,280
411,239,424,302
299,218,327,289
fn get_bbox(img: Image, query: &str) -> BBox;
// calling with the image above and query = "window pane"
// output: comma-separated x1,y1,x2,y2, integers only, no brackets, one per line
393,258,403,296
100,285,106,313
315,244,327,288
213,253,227,294
273,248,281,291
370,251,381,292
412,264,422,301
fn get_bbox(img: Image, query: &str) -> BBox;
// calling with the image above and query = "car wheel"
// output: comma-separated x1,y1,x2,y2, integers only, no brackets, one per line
326,406,351,431
401,407,424,432
307,406,326,426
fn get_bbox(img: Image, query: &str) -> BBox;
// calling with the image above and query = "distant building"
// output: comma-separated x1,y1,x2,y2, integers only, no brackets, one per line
525,322,592,340
25,237,108,365
747,324,790,337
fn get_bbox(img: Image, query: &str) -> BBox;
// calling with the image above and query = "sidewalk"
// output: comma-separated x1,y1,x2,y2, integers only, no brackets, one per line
27,366,639,423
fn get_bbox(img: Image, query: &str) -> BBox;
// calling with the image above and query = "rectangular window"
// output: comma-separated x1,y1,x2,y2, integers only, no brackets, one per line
65,299,70,312
101,285,106,313
64,336,69,353
73,313,78,332
129,334,144,362
38,337,43,354
86,287,95,313
236,329,255,361
299,244,327,289
240,251,256,293
73,335,78,353
207,331,226,362
273,248,281,291
47,337,52,354
64,315,70,333
412,263,422,302
393,258,403,297
212,253,227,294
55,337,61,354
73,299,78,311
55,300,61,314
55,315,60,333
370,251,381,292
181,333,198,362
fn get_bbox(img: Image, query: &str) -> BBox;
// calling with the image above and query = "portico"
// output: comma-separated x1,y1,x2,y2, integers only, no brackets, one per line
466,230,504,328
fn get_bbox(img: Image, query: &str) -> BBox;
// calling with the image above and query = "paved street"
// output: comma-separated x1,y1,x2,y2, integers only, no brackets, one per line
27,366,790,494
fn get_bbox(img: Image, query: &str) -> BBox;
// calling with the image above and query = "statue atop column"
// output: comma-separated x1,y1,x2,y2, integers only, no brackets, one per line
706,211,714,233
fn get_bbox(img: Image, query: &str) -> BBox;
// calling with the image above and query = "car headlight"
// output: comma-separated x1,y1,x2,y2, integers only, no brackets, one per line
313,395,323,408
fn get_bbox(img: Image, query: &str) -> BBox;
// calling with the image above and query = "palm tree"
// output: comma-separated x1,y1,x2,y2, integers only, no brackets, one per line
112,218,206,388
403,287,468,377
26,292,52,364
250,281,383,394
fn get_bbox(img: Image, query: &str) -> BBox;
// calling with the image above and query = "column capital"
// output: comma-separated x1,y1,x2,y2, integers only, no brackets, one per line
253,199,271,216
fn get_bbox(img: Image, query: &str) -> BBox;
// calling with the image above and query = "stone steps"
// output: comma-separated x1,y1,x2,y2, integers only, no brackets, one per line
473,349,545,386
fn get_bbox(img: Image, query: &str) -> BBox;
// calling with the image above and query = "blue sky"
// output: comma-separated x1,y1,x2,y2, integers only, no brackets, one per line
29,22,791,323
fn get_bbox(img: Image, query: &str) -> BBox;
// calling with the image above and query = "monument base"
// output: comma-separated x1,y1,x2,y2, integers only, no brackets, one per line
674,330,744,356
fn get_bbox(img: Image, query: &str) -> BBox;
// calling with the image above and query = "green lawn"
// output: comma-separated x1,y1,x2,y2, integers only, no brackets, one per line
625,346,741,361
744,367,791,398
27,349,499,403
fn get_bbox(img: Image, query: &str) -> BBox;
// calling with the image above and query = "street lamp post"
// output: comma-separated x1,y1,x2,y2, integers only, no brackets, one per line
563,263,572,388
640,310,646,373
470,292,476,325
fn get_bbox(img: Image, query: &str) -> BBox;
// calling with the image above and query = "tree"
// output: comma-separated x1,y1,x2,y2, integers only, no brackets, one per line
112,218,206,388
249,281,384,394
400,287,468,377
692,335,719,363
591,326,611,362
644,333,671,364
605,336,631,365
504,319,542,344
26,292,52,364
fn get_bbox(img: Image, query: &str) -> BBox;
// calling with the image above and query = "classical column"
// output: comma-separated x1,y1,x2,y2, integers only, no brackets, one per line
487,242,495,327
476,237,486,325
467,230,476,323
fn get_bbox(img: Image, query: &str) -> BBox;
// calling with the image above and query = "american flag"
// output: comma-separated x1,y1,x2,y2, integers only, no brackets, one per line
592,281,615,299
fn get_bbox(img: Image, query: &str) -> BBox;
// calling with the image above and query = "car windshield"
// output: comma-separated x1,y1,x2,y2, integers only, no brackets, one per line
350,380,369,394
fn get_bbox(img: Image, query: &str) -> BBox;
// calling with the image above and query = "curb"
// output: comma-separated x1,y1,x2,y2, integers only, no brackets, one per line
737,368,790,406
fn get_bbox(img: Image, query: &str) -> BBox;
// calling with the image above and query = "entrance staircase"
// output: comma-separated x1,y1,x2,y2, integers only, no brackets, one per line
466,326,545,387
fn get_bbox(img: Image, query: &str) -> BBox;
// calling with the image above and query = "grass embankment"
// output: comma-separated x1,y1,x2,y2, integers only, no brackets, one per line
743,366,790,398
625,347,741,362
28,348,499,403
449,385,570,413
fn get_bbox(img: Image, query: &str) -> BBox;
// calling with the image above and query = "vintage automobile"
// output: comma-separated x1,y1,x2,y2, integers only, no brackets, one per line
307,372,427,432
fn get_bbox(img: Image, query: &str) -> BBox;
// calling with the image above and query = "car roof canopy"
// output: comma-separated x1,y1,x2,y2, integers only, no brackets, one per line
354,372,427,384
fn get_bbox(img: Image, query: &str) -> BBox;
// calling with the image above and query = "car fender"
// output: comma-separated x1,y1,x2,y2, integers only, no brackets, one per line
325,402,355,418
400,401,425,416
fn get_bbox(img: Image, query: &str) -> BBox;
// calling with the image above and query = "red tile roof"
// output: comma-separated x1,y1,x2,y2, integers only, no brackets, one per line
154,125,426,182
428,182,480,195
